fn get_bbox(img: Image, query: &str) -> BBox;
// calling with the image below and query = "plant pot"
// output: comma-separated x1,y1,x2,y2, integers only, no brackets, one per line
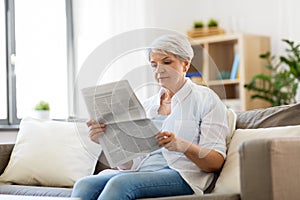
34,110,50,120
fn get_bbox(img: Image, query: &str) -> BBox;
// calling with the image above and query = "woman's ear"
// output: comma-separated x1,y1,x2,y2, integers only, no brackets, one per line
183,61,190,72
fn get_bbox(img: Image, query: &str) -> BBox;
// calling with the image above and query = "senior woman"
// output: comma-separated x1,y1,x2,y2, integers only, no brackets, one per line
71,34,229,200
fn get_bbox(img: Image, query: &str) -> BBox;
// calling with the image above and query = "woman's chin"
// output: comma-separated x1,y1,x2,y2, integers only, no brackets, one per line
158,81,170,90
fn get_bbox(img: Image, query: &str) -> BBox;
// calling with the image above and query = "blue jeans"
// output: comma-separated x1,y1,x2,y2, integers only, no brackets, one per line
71,168,194,200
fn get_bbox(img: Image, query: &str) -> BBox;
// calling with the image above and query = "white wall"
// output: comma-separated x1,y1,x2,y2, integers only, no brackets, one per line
73,0,300,69
144,0,300,56
72,0,300,117
0,131,18,143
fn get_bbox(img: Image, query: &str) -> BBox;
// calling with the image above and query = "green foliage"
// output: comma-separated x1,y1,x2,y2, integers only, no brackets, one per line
207,18,218,27
194,21,204,28
35,101,50,110
280,39,300,78
244,39,300,106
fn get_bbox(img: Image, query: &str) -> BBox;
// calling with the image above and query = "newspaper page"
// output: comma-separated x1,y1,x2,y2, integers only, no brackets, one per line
81,80,160,168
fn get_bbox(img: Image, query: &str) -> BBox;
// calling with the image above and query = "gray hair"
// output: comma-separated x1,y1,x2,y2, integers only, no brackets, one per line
148,34,194,62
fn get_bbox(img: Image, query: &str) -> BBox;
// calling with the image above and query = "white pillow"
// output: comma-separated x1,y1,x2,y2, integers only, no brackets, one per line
0,117,101,187
226,108,237,148
213,124,300,194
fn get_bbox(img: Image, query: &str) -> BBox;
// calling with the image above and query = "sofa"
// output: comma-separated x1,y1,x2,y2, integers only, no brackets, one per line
0,103,300,200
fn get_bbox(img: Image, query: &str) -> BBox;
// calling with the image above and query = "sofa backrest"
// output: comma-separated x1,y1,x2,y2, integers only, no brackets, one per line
236,103,300,129
0,143,14,175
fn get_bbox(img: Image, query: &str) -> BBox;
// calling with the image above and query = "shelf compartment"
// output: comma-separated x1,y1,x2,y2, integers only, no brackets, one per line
188,33,271,111
209,83,240,100
207,79,240,86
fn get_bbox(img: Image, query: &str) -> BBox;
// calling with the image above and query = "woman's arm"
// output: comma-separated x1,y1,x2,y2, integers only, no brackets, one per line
184,142,224,173
156,132,224,173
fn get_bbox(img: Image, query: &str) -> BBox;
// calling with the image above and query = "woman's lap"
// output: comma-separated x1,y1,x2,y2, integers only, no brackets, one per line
71,168,194,200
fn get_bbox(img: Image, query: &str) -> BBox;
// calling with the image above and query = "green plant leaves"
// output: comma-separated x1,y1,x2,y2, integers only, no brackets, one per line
35,101,50,110
244,39,300,106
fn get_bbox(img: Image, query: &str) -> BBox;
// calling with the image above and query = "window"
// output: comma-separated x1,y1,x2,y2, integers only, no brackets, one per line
0,1,7,121
1,0,71,127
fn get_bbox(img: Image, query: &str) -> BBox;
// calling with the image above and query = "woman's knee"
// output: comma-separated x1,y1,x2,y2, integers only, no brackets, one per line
106,175,130,191
99,174,137,199
72,176,96,195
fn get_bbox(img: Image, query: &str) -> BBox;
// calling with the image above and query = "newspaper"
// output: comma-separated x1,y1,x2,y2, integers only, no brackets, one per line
81,80,160,168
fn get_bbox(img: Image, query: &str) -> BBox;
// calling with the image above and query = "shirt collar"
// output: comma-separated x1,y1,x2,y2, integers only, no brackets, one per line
158,78,193,105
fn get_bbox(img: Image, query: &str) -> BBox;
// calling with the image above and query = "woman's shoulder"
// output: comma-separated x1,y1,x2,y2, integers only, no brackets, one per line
190,82,216,96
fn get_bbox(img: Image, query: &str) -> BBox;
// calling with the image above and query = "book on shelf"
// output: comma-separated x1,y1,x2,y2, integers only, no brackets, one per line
186,71,206,85
230,54,240,80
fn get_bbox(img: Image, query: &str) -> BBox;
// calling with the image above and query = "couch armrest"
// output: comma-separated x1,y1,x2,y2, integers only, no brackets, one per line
0,143,14,174
239,138,300,200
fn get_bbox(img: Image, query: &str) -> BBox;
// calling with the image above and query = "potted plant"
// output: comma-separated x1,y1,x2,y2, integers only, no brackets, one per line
194,21,204,29
34,101,50,119
244,39,300,106
207,18,218,28
188,18,224,38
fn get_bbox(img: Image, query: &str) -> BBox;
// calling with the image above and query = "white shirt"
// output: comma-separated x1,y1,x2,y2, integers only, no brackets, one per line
133,78,229,194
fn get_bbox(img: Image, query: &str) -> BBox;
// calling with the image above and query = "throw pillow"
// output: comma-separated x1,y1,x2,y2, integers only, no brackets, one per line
226,108,237,149
0,117,101,187
236,103,300,129
213,124,300,194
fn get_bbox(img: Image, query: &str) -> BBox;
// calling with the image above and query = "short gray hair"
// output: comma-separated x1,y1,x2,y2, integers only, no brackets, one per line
148,34,194,62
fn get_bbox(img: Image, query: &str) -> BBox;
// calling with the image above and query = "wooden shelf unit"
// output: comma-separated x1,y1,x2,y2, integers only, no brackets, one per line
188,33,271,111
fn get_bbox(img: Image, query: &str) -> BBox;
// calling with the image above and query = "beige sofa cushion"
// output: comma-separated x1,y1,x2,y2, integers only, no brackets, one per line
0,117,101,187
212,124,300,194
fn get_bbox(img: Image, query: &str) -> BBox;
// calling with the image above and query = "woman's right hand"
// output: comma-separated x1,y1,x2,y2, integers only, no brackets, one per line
86,120,106,144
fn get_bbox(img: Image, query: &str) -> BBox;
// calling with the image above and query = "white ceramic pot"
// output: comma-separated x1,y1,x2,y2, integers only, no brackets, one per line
34,110,50,120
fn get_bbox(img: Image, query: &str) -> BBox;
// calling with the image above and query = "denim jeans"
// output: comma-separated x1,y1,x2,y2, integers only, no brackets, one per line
71,168,194,200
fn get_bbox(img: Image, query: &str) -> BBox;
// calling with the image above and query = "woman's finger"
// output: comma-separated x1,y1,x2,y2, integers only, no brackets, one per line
157,132,174,146
86,119,96,127
89,127,106,136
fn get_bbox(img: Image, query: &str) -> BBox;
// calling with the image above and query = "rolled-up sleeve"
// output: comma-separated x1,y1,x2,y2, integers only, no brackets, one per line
198,89,229,158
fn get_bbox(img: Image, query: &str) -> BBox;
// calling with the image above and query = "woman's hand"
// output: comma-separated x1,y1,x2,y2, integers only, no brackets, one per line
156,131,224,172
86,120,106,144
155,131,190,153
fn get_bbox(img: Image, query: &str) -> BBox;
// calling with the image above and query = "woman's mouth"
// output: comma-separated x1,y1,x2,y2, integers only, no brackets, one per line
158,76,168,80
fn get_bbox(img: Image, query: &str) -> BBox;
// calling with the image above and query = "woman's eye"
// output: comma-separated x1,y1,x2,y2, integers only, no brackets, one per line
164,61,172,65
151,63,157,68
151,63,157,71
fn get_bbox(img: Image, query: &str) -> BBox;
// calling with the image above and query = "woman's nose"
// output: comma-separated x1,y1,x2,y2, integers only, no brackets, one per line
155,64,166,73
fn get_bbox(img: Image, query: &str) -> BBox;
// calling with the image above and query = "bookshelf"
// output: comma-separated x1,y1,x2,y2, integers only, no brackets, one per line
188,33,271,111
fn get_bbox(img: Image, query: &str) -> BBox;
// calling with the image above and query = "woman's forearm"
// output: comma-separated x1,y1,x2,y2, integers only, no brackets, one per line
184,143,224,173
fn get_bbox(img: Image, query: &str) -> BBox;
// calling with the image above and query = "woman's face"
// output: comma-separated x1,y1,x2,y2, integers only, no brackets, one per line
150,52,189,93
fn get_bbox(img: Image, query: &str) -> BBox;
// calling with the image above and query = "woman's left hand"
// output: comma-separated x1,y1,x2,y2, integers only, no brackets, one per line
155,132,190,153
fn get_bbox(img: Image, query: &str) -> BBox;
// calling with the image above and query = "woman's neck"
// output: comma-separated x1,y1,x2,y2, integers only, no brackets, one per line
162,91,174,104
164,78,186,96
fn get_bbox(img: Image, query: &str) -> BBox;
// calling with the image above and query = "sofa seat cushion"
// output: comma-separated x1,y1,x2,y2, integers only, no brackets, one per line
0,117,102,187
212,124,300,195
0,185,72,197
